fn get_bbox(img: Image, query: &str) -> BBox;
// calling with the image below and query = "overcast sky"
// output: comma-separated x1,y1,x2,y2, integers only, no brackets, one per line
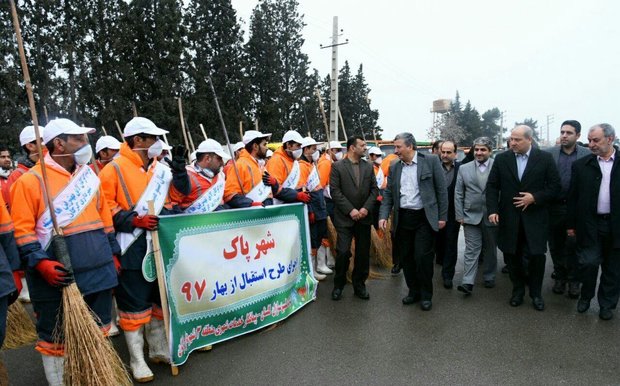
230,0,620,143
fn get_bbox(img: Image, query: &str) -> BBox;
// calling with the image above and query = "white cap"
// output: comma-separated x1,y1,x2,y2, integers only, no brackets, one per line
196,139,231,162
282,130,304,144
123,117,169,137
43,119,95,144
266,149,273,158
95,136,121,154
233,141,245,152
19,125,44,146
301,137,319,148
368,146,383,155
328,141,345,149
242,130,271,145
189,151,197,163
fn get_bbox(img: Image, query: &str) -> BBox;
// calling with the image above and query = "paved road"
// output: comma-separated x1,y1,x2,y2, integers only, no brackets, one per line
5,241,620,385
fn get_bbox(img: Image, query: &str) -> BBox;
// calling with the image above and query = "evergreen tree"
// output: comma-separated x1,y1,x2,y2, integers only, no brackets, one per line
515,118,541,143
0,3,29,153
246,0,314,140
184,0,250,143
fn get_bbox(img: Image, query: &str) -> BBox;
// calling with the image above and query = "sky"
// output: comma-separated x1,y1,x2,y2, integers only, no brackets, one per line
230,0,620,143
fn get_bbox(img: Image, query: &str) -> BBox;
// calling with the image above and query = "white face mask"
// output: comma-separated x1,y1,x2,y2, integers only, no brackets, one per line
312,151,320,162
334,151,344,161
73,144,93,165
196,164,215,179
374,156,383,165
289,148,303,160
148,139,164,159
258,159,266,168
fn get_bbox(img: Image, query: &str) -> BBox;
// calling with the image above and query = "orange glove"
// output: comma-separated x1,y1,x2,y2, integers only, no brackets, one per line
35,260,73,287
296,192,311,203
113,255,121,274
377,195,383,202
251,202,264,207
309,212,316,224
132,214,159,230
13,271,22,294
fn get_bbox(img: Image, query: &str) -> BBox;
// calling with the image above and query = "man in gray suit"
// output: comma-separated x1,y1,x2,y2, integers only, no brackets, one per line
546,120,590,297
330,136,379,301
379,132,447,311
455,137,498,295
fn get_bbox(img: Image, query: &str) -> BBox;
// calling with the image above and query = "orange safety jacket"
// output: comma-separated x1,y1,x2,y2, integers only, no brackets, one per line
266,147,298,189
224,149,264,202
169,165,224,211
317,152,333,189
380,153,399,177
10,154,118,299
0,193,19,298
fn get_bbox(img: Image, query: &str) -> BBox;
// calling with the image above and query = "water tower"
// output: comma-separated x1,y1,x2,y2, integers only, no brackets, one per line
430,99,451,141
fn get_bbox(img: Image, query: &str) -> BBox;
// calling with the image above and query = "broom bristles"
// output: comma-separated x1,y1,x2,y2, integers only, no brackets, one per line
58,283,131,386
2,301,37,350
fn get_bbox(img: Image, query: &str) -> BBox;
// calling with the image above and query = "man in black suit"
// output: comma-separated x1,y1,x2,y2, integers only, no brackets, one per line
329,136,379,301
435,140,461,289
567,123,620,320
379,132,447,311
487,125,560,311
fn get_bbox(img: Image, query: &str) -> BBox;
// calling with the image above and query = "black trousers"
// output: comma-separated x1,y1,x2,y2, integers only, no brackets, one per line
504,221,546,299
437,219,460,280
396,209,436,301
578,217,620,309
548,203,578,282
334,221,371,290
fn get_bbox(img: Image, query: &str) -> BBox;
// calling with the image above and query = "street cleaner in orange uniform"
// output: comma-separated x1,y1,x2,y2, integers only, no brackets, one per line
10,119,119,385
99,117,175,383
299,137,332,281
169,139,230,213
4,125,45,304
368,146,386,231
224,130,273,208
93,135,121,172
377,151,401,274
316,141,346,269
0,193,22,382
264,130,311,206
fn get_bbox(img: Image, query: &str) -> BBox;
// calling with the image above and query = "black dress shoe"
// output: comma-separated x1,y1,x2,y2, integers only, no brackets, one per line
484,280,495,288
568,282,580,299
532,297,545,311
331,288,343,301
457,283,473,295
576,298,590,313
354,287,370,300
402,294,420,305
599,308,613,321
420,300,432,311
552,279,566,294
509,295,524,307
501,265,509,274
391,264,402,275
443,279,453,289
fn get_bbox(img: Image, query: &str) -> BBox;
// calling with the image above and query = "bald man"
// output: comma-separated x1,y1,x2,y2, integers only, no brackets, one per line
486,125,560,311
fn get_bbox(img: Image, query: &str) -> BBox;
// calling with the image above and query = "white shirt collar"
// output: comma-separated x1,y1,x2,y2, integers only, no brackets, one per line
598,149,616,162
515,147,531,158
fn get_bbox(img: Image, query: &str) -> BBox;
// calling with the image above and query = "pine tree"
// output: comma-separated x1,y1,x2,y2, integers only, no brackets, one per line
246,0,314,140
184,0,250,143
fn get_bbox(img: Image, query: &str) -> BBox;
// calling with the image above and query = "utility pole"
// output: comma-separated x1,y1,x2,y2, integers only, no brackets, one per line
320,17,348,141
546,114,554,146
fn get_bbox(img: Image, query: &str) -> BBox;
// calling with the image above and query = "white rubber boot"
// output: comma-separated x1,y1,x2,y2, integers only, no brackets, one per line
124,327,154,383
312,254,326,281
41,354,64,386
145,318,171,364
325,245,336,269
108,319,120,337
18,277,30,303
316,246,333,274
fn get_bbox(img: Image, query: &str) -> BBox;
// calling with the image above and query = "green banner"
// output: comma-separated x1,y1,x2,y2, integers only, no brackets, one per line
156,203,317,366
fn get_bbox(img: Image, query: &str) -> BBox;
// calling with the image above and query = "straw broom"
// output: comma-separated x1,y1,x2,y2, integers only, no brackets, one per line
1,302,37,350
9,2,131,384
